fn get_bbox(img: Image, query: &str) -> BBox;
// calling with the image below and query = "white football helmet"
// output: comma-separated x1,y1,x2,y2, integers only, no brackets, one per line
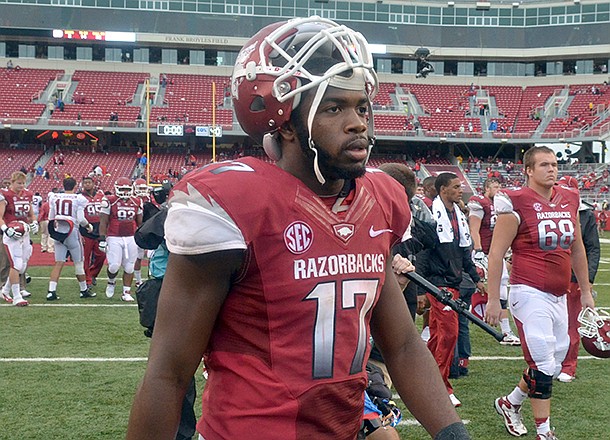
133,178,149,197
231,16,378,184
578,307,610,358
114,177,133,199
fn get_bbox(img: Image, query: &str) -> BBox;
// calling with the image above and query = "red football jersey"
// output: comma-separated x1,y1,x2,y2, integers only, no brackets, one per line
0,188,33,223
99,195,142,237
495,186,579,296
81,189,105,224
165,158,411,440
468,193,496,253
414,193,433,210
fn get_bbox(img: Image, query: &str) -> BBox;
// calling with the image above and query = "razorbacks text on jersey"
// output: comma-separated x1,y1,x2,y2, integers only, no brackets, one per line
494,185,579,296
0,187,33,223
467,193,496,253
99,195,142,237
165,157,411,440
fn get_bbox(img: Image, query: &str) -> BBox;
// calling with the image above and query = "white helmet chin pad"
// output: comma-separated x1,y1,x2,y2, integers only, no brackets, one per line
262,132,282,161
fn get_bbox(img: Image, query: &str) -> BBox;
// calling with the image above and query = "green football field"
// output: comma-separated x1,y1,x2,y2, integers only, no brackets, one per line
1,239,609,440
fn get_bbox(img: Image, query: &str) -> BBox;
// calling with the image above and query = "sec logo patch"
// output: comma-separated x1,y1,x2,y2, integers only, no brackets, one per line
284,221,313,254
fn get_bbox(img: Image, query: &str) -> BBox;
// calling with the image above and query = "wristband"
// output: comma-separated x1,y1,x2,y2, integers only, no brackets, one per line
0,224,6,232
99,235,106,241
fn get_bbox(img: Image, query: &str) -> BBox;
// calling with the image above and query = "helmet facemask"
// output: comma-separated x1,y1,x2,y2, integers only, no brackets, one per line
232,16,378,183
578,307,610,356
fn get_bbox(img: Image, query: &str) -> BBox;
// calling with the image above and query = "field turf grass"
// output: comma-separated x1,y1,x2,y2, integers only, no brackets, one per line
1,239,610,439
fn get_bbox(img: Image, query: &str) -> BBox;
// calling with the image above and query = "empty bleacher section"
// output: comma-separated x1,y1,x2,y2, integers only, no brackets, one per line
150,74,233,128
0,149,44,181
0,68,63,125
402,83,482,135
543,83,610,137
486,86,522,136
512,85,558,135
374,82,396,108
28,152,137,196
49,71,149,127
144,152,213,182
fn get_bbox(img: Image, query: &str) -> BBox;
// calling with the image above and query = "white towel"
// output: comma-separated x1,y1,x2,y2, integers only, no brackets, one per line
432,196,472,247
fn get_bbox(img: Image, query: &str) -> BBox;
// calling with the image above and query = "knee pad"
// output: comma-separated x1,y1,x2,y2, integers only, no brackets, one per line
74,261,85,276
523,368,553,399
108,262,121,274
500,299,508,309
124,262,135,274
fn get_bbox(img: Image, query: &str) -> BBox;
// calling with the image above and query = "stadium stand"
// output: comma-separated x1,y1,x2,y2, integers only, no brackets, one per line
49,71,150,128
0,68,63,125
149,74,233,128
0,149,44,181
27,151,137,195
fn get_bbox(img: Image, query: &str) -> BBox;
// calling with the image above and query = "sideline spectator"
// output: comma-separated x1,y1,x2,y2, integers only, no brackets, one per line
418,172,484,407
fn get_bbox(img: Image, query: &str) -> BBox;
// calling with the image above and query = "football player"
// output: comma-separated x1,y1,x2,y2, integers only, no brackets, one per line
127,17,469,440
555,176,600,382
46,177,95,300
468,177,520,346
80,176,106,289
98,177,143,302
132,178,151,287
486,146,594,440
0,171,38,306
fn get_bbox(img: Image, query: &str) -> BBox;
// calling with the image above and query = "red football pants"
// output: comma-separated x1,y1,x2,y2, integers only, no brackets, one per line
83,235,106,284
427,287,459,394
562,281,581,376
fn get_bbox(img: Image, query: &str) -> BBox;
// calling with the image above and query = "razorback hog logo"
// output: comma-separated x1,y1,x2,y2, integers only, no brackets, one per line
333,223,355,243
284,221,313,255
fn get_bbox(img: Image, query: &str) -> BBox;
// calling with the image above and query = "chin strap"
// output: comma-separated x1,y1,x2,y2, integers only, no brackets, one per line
307,79,330,185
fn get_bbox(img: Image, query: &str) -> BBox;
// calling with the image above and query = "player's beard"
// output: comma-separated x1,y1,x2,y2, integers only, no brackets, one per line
294,123,367,181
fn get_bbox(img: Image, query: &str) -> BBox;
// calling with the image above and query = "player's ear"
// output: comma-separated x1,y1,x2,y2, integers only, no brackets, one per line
278,121,296,142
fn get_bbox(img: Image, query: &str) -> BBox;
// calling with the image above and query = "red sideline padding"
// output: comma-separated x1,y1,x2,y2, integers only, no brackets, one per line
29,243,64,266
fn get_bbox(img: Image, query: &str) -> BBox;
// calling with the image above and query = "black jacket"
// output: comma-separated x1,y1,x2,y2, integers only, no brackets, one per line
416,207,480,290
571,207,600,284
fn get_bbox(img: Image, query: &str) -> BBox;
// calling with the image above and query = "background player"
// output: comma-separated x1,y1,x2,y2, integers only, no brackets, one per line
99,177,143,302
132,177,152,287
0,171,38,306
555,175,600,383
46,177,96,300
485,146,594,440
80,176,106,289
127,16,469,440
468,177,520,346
